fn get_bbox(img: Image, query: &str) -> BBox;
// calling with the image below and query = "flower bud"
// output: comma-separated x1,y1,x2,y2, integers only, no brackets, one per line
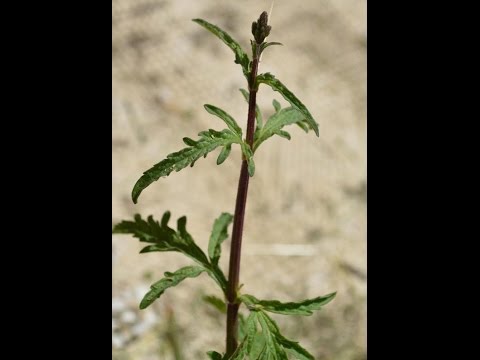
251,11,271,44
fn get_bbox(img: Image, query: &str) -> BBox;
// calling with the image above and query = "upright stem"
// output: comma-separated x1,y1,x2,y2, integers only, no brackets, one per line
225,56,259,357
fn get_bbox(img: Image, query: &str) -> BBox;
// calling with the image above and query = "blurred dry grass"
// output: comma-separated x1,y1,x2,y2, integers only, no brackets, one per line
113,0,366,359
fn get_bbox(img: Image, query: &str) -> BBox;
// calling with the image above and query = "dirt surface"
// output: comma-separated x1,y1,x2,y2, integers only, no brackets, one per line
113,1,366,359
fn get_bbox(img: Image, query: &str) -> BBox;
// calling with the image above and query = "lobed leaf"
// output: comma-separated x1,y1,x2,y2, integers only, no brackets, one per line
208,213,234,265
256,73,319,137
113,213,228,294
229,312,259,360
131,129,241,204
253,107,311,152
113,213,175,247
140,266,204,309
257,311,314,360
257,312,288,360
240,292,337,316
204,104,242,137
192,18,251,80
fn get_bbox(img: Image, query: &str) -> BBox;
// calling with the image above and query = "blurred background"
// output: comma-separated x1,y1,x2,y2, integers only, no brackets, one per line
112,0,366,359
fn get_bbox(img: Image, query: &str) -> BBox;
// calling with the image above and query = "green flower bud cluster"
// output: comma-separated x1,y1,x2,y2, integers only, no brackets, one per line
251,11,271,44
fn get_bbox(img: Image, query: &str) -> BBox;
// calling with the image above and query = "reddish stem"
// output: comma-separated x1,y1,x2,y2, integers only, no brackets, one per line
225,55,259,357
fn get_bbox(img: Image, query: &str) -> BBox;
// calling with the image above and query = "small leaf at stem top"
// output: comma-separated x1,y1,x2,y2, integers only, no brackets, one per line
192,18,251,80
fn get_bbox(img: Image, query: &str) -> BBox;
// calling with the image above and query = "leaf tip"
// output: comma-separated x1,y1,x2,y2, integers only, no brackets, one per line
139,300,149,310
131,188,139,204
248,161,255,177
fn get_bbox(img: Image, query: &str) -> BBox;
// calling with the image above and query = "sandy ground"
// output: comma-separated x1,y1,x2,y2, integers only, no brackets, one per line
113,1,366,359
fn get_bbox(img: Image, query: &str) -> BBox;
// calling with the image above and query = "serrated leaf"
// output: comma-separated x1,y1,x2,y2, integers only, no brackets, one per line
239,88,263,129
257,311,314,360
241,292,336,316
203,295,227,314
217,144,232,165
245,311,259,354
132,128,241,203
208,213,234,265
253,108,309,152
256,73,319,137
238,312,247,341
140,266,204,309
207,351,224,360
276,336,314,360
177,215,211,265
204,104,243,137
113,213,228,294
113,214,175,246
192,18,250,80
257,312,288,360
230,311,259,360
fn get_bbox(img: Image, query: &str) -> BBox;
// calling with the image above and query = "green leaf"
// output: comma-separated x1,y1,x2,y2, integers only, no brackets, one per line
240,292,336,316
238,312,247,340
295,120,310,133
192,18,251,80
276,335,314,360
272,99,281,112
176,215,211,265
113,213,176,247
207,351,224,360
274,130,291,140
229,311,259,360
217,144,232,165
113,211,209,266
131,128,242,203
140,266,204,309
253,108,310,152
204,104,243,137
247,158,255,177
203,295,227,314
244,311,259,354
257,312,288,360
208,213,234,265
239,88,263,129
240,142,255,177
257,311,314,360
256,73,319,137
260,42,283,54
113,213,228,294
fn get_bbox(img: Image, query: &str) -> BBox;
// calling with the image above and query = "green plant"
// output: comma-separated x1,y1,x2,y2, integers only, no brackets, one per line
113,11,336,359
